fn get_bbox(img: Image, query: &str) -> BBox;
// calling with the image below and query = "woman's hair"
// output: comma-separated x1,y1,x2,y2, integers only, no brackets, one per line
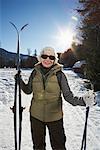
38,46,58,63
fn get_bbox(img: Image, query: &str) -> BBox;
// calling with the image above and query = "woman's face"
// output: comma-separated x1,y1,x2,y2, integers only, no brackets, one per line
41,50,55,68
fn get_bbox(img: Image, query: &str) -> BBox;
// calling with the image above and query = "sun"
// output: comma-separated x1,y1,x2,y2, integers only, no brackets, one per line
54,26,75,51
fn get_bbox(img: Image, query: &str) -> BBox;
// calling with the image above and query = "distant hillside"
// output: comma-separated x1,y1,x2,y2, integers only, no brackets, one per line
0,48,38,68
0,48,28,59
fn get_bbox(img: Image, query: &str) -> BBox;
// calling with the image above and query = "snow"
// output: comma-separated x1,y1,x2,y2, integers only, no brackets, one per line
72,60,86,68
0,68,100,150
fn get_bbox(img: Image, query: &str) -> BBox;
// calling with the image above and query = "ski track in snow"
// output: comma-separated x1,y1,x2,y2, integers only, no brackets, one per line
0,68,100,150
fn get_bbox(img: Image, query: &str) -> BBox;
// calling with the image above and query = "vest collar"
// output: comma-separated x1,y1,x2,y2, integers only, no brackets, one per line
34,63,62,76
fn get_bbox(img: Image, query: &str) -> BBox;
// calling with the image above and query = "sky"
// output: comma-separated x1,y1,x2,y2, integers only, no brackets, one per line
0,0,80,55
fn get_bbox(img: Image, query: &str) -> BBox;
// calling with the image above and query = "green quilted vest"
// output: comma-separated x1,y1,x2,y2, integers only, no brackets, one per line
30,64,63,122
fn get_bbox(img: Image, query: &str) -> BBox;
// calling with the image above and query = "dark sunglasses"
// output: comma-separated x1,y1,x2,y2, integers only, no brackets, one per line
41,54,55,60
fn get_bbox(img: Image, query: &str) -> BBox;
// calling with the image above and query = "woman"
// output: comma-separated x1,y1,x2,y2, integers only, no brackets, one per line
18,47,95,150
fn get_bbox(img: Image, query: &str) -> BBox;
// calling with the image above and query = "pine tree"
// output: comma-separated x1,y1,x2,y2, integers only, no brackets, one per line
77,0,100,91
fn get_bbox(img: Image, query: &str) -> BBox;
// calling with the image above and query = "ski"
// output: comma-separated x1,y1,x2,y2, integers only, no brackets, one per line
10,22,28,150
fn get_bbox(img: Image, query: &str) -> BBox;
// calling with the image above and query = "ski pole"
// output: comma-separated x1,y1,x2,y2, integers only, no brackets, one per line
81,106,89,150
81,83,96,150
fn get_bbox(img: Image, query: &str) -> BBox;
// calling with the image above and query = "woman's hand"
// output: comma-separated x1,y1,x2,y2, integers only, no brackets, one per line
83,90,97,107
14,71,22,82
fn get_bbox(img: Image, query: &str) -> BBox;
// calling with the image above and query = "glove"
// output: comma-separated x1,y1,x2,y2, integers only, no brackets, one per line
14,70,22,81
83,90,96,107
14,72,22,85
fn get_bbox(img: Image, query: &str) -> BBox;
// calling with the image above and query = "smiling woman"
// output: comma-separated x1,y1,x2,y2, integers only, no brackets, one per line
54,26,76,51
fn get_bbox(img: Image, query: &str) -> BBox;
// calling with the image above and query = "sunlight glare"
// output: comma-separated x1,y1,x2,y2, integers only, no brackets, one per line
54,26,75,51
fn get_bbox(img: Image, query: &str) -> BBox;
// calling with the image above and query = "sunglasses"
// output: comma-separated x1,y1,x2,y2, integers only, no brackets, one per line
41,54,55,60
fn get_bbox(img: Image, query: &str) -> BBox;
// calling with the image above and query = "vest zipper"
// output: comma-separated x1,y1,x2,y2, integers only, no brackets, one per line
42,75,46,90
43,104,46,122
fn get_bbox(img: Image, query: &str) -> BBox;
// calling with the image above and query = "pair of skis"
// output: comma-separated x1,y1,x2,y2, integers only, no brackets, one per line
10,22,28,150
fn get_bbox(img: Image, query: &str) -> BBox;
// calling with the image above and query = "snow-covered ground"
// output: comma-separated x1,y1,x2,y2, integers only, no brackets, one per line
0,68,100,150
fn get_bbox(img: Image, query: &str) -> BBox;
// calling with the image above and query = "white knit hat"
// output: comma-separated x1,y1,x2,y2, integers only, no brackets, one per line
38,46,58,63
40,47,55,56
